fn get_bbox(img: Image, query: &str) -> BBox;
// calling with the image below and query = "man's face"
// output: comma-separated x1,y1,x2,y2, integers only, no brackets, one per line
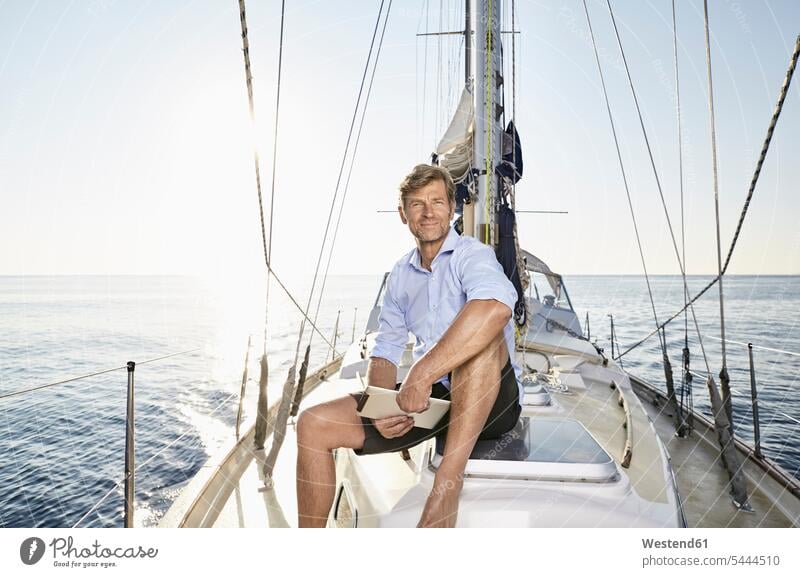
399,179,454,244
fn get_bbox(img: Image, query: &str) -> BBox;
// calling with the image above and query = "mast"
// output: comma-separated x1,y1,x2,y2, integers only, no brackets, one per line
471,0,503,246
465,0,471,83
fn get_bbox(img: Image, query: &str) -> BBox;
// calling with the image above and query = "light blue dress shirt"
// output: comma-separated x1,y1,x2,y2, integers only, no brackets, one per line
370,226,523,400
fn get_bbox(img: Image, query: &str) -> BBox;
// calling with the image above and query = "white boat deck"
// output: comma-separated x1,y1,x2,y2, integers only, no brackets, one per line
160,340,799,528
632,377,799,528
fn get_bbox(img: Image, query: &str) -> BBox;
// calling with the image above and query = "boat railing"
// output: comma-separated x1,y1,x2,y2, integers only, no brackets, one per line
681,340,797,465
704,335,800,462
598,313,798,479
0,347,203,528
73,362,241,529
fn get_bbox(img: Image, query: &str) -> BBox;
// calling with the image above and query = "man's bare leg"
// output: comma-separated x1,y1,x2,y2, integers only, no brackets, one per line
417,334,507,527
296,396,366,528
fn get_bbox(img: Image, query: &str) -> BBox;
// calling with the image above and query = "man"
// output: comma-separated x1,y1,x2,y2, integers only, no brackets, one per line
296,164,522,528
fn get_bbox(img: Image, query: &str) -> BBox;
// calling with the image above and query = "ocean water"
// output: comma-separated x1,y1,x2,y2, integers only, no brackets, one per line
0,274,797,528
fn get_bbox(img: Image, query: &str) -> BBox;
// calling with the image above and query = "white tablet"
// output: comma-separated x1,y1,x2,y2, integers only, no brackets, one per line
355,385,450,430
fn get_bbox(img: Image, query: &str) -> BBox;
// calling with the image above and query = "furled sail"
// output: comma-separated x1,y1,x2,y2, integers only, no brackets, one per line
435,86,474,182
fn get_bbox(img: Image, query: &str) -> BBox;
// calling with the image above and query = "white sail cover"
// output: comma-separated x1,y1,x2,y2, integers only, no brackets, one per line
435,86,474,182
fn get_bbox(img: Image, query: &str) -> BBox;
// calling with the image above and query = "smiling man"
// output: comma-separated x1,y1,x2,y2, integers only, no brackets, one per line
296,164,522,528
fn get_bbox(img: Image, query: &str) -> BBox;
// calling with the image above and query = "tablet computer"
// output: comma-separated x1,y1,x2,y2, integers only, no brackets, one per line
355,386,450,430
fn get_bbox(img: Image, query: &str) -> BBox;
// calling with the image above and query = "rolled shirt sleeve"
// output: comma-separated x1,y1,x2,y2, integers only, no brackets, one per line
369,268,409,367
457,241,517,315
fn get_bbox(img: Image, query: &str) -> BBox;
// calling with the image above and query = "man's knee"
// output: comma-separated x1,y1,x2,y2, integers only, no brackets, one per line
296,405,330,447
296,397,364,451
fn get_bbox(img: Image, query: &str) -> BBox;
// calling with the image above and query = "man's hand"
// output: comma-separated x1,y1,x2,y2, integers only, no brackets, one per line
373,415,415,439
396,368,433,413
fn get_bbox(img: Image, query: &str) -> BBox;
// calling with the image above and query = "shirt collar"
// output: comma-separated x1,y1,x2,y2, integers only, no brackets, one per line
409,226,459,272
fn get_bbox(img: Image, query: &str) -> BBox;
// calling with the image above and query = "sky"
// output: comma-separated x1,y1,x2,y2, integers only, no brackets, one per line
0,0,798,284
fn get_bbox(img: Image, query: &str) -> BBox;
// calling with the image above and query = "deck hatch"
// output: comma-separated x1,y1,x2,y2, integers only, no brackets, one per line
431,417,618,482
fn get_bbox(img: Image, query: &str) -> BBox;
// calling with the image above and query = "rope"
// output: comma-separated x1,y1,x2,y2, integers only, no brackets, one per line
582,0,665,355
0,348,202,401
237,0,268,289
604,0,713,375
722,33,800,274
307,0,393,353
616,31,800,361
236,0,335,352
616,278,712,360
703,0,728,371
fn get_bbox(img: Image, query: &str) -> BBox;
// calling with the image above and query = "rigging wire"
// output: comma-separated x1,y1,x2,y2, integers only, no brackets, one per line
236,0,335,351
706,335,800,359
603,0,712,375
672,0,688,349
0,348,202,401
511,0,516,128
581,0,666,355
72,387,239,527
262,0,286,355
415,4,421,158
261,0,391,480
672,0,692,430
307,0,394,351
702,0,728,373
422,0,430,153
289,0,389,366
616,32,799,361
437,0,443,138
447,0,454,114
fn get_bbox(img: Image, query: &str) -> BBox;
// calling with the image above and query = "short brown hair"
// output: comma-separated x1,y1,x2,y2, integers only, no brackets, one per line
398,164,455,208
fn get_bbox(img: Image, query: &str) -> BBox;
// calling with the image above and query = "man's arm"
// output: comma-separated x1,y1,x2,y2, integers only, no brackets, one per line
366,356,398,390
368,266,408,381
365,267,417,436
396,299,510,412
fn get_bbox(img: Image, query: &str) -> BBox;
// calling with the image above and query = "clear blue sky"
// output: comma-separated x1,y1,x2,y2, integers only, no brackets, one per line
1,0,798,281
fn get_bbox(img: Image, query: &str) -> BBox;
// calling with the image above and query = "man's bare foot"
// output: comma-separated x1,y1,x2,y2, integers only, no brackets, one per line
417,474,464,528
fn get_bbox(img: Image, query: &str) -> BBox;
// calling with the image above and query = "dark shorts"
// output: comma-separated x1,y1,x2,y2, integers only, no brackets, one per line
350,358,521,456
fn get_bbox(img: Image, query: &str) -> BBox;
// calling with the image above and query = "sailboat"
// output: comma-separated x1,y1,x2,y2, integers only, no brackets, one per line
159,0,800,528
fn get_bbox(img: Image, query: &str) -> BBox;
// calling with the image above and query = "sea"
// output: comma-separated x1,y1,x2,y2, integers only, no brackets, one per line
1,274,798,528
